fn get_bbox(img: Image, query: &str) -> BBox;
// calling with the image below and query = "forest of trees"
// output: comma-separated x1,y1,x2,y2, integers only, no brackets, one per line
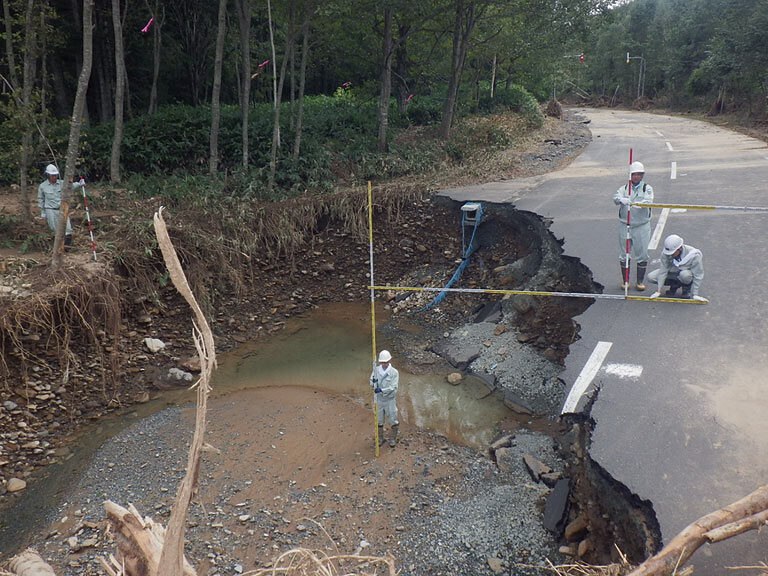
0,0,766,201
582,0,768,114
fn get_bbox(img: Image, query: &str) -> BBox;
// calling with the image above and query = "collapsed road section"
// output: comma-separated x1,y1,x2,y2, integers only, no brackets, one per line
377,198,664,565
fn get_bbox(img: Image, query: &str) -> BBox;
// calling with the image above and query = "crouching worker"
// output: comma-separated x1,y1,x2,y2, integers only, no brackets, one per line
648,234,708,302
370,350,399,447
38,163,85,248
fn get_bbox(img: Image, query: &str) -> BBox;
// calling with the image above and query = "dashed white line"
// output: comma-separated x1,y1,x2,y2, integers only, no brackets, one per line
603,363,643,379
656,131,664,137
666,141,674,151
649,208,670,250
671,161,677,180
561,341,613,415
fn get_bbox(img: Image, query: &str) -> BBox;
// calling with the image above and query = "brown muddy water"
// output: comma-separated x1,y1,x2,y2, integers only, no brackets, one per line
0,302,522,554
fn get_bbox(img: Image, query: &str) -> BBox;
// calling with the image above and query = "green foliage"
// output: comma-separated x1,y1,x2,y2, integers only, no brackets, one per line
685,67,714,97
478,85,543,127
403,96,444,126
0,213,17,235
19,232,50,254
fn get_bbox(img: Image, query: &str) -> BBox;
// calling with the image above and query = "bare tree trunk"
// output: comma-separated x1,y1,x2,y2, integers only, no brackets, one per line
146,1,163,115
52,0,93,269
209,0,227,176
110,0,125,183
19,0,37,222
3,0,20,89
288,0,295,130
39,7,46,131
292,1,311,160
268,0,295,189
49,54,69,114
439,0,477,140
94,49,110,121
267,0,276,110
377,6,393,152
394,23,409,114
266,0,279,154
629,484,768,576
234,0,251,170
490,53,496,98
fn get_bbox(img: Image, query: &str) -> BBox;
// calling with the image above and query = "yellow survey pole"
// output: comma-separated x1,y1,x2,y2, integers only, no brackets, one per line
368,284,706,304
636,202,768,212
367,181,380,457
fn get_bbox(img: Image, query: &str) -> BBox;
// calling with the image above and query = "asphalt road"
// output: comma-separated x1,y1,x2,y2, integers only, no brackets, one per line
441,108,768,572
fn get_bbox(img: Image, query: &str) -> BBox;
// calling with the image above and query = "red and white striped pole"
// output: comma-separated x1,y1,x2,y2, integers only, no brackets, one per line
624,149,633,296
81,184,97,261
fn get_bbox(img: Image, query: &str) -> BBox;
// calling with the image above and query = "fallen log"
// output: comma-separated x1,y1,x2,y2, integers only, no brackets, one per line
102,501,195,576
628,484,768,576
6,549,56,576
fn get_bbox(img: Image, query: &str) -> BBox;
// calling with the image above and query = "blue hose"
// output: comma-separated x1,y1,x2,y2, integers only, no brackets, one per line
418,203,483,311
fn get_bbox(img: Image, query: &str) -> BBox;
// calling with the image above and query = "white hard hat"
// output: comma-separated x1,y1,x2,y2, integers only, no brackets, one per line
378,350,392,363
45,164,59,176
629,161,645,174
662,234,684,255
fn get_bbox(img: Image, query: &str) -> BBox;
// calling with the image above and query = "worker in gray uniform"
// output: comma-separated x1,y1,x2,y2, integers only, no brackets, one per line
648,234,708,302
37,163,85,247
613,161,653,291
370,349,399,447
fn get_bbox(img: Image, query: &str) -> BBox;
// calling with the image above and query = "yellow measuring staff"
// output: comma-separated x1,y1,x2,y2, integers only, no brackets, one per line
369,284,706,304
367,182,380,457
635,202,768,212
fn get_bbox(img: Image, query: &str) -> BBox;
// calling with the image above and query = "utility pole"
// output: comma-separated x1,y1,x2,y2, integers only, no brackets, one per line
626,52,646,99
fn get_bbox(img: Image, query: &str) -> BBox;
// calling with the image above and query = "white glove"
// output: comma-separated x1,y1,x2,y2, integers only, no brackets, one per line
40,213,46,219
619,197,630,205
649,291,660,299
692,295,708,303
78,178,85,186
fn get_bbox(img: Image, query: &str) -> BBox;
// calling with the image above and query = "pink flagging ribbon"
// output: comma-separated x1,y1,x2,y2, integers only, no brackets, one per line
141,17,154,34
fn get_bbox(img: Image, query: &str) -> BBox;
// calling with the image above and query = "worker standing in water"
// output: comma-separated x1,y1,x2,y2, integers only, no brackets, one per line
370,350,399,447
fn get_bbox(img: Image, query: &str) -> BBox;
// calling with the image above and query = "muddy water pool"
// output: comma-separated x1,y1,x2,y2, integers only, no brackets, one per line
214,302,516,449
0,302,520,553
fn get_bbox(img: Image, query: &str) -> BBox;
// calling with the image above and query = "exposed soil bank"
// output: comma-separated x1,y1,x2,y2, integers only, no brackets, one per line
0,111,664,573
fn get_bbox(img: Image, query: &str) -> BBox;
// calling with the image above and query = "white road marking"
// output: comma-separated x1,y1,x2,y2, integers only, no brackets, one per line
649,208,670,250
656,131,664,137
666,141,674,151
603,363,643,379
671,161,677,180
671,208,687,213
561,341,613,414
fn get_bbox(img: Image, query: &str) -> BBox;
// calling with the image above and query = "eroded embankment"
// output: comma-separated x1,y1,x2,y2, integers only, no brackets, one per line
0,190,661,571
562,414,662,564
381,199,665,567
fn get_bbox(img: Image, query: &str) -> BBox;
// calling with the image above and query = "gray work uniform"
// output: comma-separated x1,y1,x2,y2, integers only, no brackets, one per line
370,365,399,427
37,179,82,235
613,181,653,264
647,245,704,296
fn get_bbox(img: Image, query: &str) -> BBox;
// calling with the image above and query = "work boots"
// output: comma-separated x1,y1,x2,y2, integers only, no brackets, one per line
389,425,398,447
377,426,386,446
665,279,681,297
636,263,647,291
620,264,630,290
680,283,692,299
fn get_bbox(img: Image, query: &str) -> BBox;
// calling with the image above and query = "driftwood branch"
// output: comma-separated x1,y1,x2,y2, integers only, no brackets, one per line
629,484,768,576
154,206,215,575
704,509,768,543
6,549,56,575
100,207,216,576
